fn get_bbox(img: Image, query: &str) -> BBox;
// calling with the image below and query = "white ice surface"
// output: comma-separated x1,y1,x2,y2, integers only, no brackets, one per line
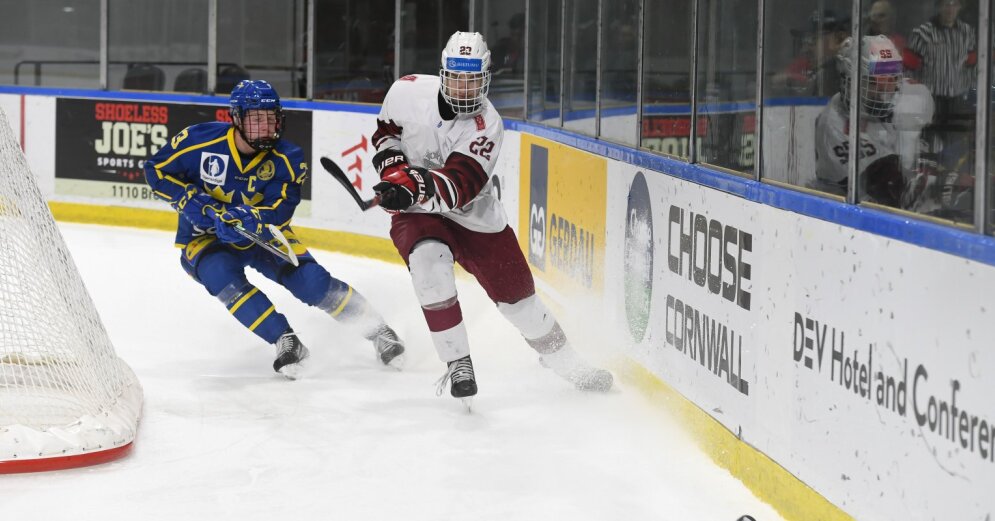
3,223,786,521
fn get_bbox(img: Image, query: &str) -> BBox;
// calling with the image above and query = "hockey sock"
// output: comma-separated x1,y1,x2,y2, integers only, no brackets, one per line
217,281,290,344
497,294,565,354
317,278,384,336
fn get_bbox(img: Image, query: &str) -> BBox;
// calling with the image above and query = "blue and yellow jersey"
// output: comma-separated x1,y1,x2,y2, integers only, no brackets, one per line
143,121,308,247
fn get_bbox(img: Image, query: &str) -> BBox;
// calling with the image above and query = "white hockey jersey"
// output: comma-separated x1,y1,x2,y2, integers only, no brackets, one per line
814,81,929,195
373,74,506,233
814,94,899,193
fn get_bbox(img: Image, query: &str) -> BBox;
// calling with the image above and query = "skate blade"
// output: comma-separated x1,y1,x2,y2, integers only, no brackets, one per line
278,362,305,380
460,396,473,413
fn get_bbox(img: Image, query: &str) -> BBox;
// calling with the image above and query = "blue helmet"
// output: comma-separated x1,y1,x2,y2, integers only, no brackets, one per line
229,79,284,150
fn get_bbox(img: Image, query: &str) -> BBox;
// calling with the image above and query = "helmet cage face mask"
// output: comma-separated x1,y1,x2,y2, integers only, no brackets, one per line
229,80,285,150
439,31,492,115
838,36,903,119
440,69,491,114
234,109,285,151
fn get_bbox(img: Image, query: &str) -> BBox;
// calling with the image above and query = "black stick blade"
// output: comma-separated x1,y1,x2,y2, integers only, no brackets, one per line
320,156,378,211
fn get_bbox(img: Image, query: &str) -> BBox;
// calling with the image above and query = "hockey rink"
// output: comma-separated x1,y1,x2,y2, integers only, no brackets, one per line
3,222,786,521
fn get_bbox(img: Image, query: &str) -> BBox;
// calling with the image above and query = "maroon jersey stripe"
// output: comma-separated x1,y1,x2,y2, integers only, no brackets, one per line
372,119,403,149
435,152,488,209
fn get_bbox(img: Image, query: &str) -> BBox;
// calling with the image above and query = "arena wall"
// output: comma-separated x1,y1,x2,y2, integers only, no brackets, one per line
2,87,992,521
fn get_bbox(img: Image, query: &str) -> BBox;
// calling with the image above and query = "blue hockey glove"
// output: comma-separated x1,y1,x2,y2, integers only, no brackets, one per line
174,185,219,231
213,205,263,245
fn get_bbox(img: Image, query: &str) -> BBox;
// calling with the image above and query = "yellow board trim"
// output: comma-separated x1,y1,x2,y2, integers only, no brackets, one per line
616,359,854,521
48,201,401,264
228,287,259,314
249,305,275,331
48,200,848,521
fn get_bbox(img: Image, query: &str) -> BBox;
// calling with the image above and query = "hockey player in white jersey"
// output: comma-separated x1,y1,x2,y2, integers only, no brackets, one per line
369,31,613,404
815,35,939,208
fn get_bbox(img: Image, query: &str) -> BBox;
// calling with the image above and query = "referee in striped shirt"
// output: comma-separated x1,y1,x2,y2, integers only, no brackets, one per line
906,0,977,168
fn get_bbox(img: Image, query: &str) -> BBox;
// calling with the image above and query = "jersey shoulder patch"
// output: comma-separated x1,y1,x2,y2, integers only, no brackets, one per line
474,115,486,131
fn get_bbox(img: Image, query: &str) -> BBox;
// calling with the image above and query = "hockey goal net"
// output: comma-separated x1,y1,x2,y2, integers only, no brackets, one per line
0,106,142,473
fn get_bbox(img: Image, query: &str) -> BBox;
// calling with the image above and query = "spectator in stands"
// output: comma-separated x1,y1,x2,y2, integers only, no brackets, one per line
771,9,850,97
866,0,907,53
490,12,525,76
906,0,977,171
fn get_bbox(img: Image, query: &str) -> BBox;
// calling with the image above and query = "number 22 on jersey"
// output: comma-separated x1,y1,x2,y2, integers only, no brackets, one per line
468,136,494,160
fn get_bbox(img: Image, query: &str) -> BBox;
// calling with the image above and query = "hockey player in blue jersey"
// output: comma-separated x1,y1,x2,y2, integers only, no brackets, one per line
144,79,404,379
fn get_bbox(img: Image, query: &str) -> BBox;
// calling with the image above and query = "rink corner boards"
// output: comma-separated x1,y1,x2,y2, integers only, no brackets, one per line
49,200,855,521
619,359,855,521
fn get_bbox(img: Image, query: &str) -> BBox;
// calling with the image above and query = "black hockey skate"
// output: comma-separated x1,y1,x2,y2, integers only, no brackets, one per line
436,355,477,411
273,330,310,380
447,356,477,398
366,324,405,369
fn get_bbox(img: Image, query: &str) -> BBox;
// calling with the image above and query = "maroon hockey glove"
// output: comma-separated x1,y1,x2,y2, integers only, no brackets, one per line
373,167,436,211
372,149,409,180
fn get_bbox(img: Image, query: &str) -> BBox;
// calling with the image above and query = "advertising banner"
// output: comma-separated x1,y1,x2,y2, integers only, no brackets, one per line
603,161,994,521
308,110,392,237
518,134,607,297
606,162,757,429
759,215,995,521
54,99,312,209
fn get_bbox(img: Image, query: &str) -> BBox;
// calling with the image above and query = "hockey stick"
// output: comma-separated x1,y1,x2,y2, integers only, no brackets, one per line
319,156,380,211
187,207,299,267
232,223,299,267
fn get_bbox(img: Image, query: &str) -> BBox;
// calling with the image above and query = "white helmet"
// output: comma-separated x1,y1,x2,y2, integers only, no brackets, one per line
440,31,492,115
837,35,903,118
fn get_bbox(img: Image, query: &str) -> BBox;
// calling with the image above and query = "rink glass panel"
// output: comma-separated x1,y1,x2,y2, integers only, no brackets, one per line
473,0,525,119
312,0,395,104
598,0,640,146
760,0,853,194
398,0,469,78
0,1,99,88
108,0,207,93
694,0,757,175
526,0,562,126
218,0,304,97
640,0,694,160
991,5,995,235
562,0,598,137
0,0,992,234
855,0,979,227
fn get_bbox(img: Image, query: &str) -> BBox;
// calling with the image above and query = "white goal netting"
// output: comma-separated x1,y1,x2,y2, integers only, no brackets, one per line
0,106,142,471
